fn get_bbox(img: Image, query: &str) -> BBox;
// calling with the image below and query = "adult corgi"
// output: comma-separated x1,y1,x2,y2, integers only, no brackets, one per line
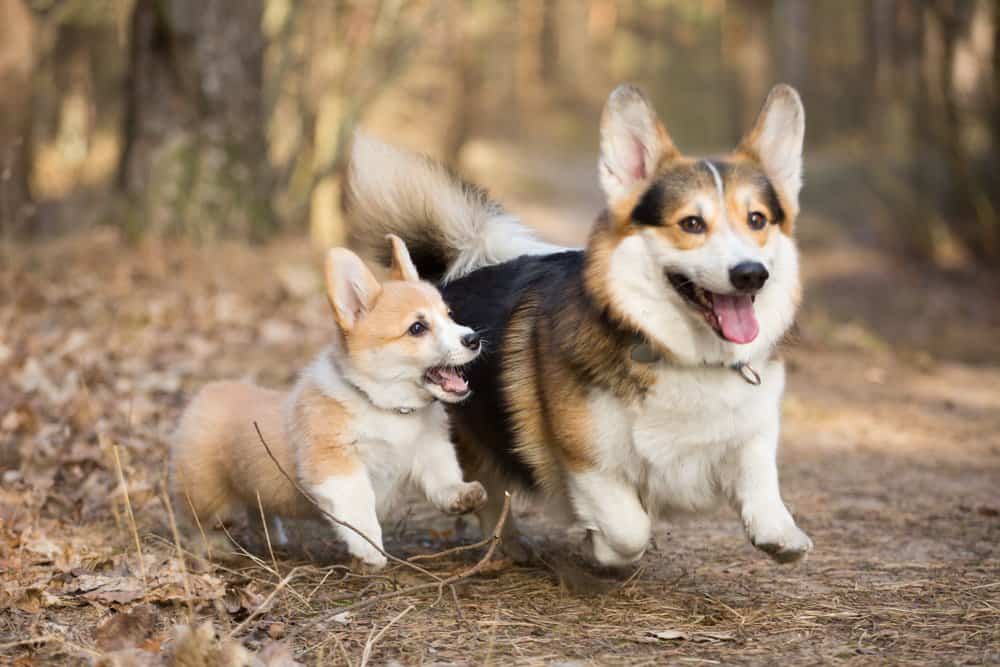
344,84,812,567
170,236,487,569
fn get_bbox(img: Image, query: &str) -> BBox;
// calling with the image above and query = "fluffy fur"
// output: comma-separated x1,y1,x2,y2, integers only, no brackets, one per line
170,238,487,568
343,84,813,568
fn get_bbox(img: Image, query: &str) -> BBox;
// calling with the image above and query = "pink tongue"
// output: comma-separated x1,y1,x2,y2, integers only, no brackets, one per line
712,294,759,344
438,368,469,394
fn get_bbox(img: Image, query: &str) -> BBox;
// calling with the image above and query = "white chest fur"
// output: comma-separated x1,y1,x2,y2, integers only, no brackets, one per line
344,400,446,515
588,359,786,515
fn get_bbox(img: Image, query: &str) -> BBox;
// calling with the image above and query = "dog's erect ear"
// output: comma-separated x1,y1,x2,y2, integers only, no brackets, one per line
325,248,382,331
740,84,805,208
386,234,419,282
599,84,677,208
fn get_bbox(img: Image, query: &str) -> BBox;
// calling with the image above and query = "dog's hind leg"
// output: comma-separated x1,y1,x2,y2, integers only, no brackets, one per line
462,458,533,563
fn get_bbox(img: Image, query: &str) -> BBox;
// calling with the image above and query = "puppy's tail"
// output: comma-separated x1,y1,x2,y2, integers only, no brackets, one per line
343,132,564,283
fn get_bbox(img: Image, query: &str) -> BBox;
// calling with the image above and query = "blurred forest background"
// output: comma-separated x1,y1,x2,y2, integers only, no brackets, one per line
3,0,1000,266
3,3,1000,663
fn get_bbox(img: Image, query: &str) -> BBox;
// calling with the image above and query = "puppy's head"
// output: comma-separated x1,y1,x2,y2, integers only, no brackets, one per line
325,235,481,405
594,83,804,362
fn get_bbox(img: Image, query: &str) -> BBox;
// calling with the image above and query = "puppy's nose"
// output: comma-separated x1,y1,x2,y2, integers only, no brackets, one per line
461,333,481,350
729,261,769,292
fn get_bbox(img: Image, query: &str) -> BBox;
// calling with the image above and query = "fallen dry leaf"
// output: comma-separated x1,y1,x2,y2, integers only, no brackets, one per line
95,604,159,652
646,629,735,643
95,647,166,667
255,641,303,667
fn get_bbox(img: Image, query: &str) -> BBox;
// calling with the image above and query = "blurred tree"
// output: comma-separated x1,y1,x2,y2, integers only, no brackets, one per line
118,0,273,239
0,0,36,235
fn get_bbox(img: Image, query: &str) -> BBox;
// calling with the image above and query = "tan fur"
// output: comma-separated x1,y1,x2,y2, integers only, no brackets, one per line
170,381,314,524
288,378,359,486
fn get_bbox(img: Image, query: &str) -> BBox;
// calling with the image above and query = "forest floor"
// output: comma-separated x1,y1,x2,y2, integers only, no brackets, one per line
2,158,1000,665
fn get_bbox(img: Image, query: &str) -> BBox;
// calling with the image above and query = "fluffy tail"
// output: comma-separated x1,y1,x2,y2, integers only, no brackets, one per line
343,133,564,283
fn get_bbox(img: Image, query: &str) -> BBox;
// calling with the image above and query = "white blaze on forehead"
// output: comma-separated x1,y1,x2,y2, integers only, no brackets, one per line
702,160,726,213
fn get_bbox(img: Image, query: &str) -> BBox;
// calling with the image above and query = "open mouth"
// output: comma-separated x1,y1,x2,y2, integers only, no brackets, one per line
423,365,470,397
666,273,760,344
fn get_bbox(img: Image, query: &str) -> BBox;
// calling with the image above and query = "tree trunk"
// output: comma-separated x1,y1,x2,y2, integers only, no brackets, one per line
118,0,272,239
0,0,36,235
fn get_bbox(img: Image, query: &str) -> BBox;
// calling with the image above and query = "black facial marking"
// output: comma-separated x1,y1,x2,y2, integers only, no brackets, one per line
761,178,786,224
630,183,664,226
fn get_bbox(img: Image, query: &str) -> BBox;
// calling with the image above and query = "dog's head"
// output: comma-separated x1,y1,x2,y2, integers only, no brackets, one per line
591,83,804,364
325,235,481,406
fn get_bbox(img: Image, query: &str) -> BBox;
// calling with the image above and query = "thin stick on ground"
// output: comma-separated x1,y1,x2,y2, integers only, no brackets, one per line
257,490,280,577
161,482,195,622
183,490,213,562
229,566,302,638
359,604,415,667
111,441,147,598
253,422,443,582
314,491,512,623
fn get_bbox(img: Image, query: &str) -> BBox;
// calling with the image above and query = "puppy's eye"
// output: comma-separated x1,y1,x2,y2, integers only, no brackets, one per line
678,216,707,234
748,211,767,230
408,321,427,336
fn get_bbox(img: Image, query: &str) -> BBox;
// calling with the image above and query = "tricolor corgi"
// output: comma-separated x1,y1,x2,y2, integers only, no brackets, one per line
170,236,487,569
343,83,813,568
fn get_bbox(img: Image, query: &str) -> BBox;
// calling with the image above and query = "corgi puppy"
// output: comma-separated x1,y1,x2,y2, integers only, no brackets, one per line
342,84,813,568
170,236,487,569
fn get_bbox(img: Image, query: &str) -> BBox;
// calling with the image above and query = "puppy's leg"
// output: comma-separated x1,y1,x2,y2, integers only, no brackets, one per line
311,469,387,570
721,420,812,563
245,507,289,550
567,470,651,568
412,436,487,516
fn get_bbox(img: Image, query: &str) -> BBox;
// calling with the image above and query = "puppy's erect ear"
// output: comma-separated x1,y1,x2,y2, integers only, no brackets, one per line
740,84,805,210
599,84,678,208
386,234,419,282
325,248,382,331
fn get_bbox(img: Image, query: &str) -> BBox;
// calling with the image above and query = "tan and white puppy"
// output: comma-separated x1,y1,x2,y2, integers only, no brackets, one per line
170,236,486,569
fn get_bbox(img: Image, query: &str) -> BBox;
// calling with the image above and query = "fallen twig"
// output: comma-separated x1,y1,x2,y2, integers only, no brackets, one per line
315,491,511,622
230,566,303,638
359,604,415,667
110,440,147,599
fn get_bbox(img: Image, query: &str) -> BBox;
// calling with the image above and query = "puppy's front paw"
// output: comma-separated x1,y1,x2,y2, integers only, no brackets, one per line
437,482,487,515
751,524,813,564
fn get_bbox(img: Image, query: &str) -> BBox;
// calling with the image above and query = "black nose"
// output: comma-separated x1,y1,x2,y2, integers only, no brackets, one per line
461,333,481,350
729,261,769,292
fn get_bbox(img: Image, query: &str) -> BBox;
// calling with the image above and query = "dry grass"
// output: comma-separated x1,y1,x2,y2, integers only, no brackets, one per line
1,226,998,665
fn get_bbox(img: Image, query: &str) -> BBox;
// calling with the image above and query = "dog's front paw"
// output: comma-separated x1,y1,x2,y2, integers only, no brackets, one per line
437,482,487,515
350,551,388,573
750,524,813,564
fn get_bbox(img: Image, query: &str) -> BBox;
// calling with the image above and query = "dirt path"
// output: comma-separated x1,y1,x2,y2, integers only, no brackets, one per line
1,192,998,663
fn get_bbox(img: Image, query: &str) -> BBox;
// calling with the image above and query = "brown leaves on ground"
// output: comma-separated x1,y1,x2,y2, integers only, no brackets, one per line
94,621,302,667
1,228,999,664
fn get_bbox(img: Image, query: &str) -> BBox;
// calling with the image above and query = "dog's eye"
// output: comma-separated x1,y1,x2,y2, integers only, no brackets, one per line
678,216,707,234
748,211,767,230
408,321,427,336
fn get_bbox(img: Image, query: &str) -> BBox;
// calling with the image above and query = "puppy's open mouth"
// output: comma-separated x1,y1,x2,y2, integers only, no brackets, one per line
423,365,470,396
666,273,760,344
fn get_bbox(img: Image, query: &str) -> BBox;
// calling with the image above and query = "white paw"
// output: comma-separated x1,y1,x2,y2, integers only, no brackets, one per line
749,522,813,563
436,482,488,515
351,549,388,572
588,529,648,568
